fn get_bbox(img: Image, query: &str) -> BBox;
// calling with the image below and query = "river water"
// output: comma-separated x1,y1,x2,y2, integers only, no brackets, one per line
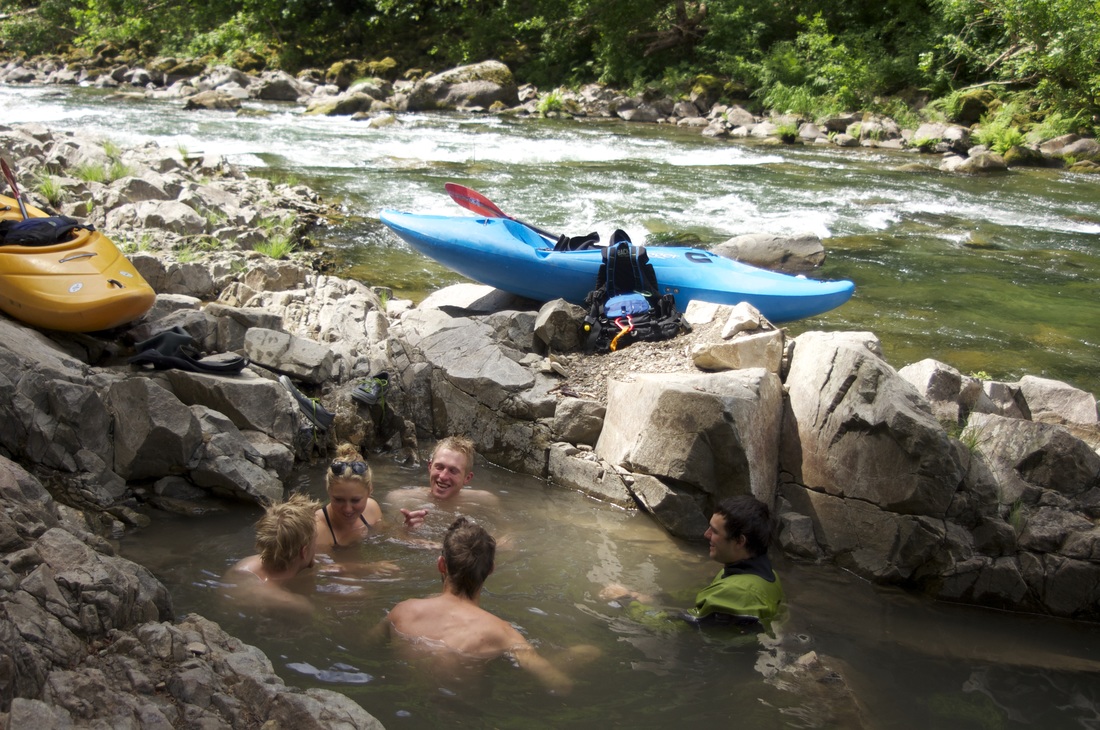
5,83,1100,727
3,83,1098,396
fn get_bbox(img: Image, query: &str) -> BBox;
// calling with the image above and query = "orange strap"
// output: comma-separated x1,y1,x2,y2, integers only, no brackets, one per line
610,316,634,352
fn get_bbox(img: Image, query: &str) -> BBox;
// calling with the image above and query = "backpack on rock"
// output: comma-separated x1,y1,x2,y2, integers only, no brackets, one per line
582,230,688,352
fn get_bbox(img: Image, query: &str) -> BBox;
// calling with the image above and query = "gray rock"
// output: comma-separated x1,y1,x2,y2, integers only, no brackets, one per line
1017,374,1098,425
418,283,532,314
552,397,605,445
107,378,203,481
898,358,985,426
712,232,826,272
534,299,585,352
783,331,964,516
691,328,785,373
405,60,518,111
244,327,335,385
628,473,711,539
547,443,632,507
597,369,783,508
252,70,308,101
1017,506,1094,553
966,412,1100,504
188,407,285,505
183,90,241,111
166,369,296,444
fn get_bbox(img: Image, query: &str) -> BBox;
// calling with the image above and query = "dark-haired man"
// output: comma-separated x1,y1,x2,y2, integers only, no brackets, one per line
689,495,784,624
603,495,785,625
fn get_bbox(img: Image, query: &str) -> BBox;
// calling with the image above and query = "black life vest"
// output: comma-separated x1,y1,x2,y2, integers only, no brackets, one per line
0,216,90,246
582,230,687,352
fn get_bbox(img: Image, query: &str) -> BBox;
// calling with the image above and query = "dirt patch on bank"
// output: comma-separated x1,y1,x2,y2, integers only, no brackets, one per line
544,318,729,405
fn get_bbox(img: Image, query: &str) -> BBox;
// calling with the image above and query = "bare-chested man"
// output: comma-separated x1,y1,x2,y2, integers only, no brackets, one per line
388,436,500,529
376,516,582,694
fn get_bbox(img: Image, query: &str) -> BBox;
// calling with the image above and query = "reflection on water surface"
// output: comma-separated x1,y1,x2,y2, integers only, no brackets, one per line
120,456,1100,729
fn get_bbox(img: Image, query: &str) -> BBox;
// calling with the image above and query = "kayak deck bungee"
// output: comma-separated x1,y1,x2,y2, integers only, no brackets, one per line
380,210,855,322
1,194,156,332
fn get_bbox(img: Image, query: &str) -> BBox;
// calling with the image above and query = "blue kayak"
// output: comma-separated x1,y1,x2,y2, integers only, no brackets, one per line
380,211,855,322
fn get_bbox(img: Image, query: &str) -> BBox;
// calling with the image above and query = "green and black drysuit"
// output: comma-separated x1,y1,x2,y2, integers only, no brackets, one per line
684,554,784,626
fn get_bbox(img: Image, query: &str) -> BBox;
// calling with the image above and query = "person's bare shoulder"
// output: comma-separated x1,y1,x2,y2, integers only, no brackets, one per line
485,611,529,653
384,487,431,506
223,555,262,583
459,488,501,507
386,596,429,630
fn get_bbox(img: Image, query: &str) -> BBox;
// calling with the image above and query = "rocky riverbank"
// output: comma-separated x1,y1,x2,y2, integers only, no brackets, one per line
4,53,1100,174
1,109,1099,725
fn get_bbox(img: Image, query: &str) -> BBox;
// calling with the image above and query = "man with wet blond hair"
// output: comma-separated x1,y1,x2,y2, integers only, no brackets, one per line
389,435,500,529
223,492,321,615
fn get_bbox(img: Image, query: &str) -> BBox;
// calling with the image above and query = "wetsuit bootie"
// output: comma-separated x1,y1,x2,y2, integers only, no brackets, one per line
352,372,389,406
279,375,335,431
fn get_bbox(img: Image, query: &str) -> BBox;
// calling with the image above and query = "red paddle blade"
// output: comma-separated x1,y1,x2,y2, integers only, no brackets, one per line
1,157,30,220
1,158,19,196
444,182,511,219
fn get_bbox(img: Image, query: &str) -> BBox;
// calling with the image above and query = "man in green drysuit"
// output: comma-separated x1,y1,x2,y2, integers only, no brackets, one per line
686,495,784,625
602,495,784,627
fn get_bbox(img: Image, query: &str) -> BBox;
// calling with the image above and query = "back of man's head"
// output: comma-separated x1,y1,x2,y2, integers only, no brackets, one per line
714,495,774,557
255,492,319,571
442,516,496,599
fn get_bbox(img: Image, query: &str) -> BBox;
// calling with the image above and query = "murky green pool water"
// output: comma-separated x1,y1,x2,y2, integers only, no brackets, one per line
119,455,1100,729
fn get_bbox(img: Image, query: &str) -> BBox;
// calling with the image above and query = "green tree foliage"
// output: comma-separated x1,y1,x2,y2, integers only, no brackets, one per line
933,0,1100,114
1,0,1097,127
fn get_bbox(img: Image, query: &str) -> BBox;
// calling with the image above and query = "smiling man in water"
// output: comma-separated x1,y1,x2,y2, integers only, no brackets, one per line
388,436,501,529
602,495,785,626
688,495,785,624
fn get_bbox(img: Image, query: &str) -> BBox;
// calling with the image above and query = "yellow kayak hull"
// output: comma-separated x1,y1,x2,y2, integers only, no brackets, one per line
1,194,156,332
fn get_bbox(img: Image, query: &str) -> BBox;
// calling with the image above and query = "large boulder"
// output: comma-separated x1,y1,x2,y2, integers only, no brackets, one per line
1017,374,1098,426
711,232,826,272
782,331,965,516
596,369,784,508
898,358,988,426
965,412,1100,506
107,378,203,481
187,406,284,503
779,484,950,581
164,368,297,444
251,70,309,102
244,328,335,385
404,61,519,111
391,307,552,473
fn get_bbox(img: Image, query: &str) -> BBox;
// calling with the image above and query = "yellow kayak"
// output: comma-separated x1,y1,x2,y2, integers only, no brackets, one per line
0,194,156,332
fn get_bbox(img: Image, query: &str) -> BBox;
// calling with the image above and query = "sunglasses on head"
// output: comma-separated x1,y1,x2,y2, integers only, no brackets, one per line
330,460,368,476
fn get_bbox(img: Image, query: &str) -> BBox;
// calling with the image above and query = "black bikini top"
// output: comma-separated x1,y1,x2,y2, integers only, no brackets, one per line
321,504,371,548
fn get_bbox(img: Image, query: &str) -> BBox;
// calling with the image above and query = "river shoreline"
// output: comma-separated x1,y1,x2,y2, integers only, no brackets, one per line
3,53,1099,175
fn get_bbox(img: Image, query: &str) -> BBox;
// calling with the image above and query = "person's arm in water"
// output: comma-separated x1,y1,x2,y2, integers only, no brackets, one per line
499,625,574,695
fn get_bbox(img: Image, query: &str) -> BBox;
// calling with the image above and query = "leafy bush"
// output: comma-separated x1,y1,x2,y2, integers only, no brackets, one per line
537,90,564,115
974,101,1029,153
774,122,799,143
1026,110,1090,143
